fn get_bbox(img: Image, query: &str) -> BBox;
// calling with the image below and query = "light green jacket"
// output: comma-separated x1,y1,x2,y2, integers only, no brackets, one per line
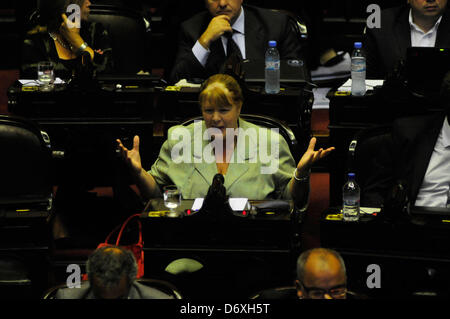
149,118,296,200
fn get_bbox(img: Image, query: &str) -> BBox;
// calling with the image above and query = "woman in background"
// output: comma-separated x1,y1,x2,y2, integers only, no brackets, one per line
21,0,113,79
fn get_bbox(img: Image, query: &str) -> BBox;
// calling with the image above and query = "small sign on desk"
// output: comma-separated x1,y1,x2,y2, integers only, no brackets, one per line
337,79,384,93
191,198,249,212
325,207,381,221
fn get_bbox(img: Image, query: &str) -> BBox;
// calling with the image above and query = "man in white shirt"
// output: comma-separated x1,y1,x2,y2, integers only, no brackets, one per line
364,0,449,79
413,71,450,208
169,0,303,84
414,114,450,207
364,72,450,208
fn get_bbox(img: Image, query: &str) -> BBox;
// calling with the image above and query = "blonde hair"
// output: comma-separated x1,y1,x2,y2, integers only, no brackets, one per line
199,74,244,109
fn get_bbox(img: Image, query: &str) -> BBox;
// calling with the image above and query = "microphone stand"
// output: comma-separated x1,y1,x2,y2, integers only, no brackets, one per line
195,174,234,221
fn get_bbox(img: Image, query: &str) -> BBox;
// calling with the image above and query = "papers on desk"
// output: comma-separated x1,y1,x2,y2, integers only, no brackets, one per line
311,51,351,82
192,198,250,211
360,207,382,215
338,79,384,92
336,207,381,215
174,79,201,88
326,207,382,221
312,87,332,109
19,78,65,86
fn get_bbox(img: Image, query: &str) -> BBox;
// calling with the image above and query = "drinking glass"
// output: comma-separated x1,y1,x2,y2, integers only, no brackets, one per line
37,61,55,91
163,185,181,217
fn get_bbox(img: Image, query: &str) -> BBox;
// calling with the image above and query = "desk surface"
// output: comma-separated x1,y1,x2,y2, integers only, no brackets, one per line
7,82,310,131
140,199,296,250
321,207,450,258
321,207,450,298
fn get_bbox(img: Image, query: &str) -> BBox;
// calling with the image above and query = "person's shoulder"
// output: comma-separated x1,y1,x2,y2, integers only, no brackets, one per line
365,5,408,36
395,112,444,128
168,121,202,135
394,112,445,140
244,5,288,22
381,5,409,21
239,118,288,145
181,10,209,28
55,281,91,299
133,282,175,299
441,8,450,24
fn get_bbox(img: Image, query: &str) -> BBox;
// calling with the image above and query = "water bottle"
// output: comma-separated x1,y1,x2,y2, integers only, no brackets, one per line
351,42,366,96
265,40,280,94
342,172,360,221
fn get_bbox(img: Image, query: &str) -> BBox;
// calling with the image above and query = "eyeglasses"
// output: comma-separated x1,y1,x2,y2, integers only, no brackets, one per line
298,281,347,299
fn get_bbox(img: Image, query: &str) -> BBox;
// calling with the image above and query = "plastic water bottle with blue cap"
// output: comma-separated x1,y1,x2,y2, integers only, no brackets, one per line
265,40,280,94
351,42,366,96
342,172,360,221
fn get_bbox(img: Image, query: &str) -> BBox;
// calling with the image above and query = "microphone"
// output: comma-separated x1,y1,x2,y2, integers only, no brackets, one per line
196,173,233,220
382,179,409,222
210,173,225,196
68,51,96,90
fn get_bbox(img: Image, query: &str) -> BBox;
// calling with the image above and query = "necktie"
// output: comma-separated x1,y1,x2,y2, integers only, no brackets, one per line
225,31,242,60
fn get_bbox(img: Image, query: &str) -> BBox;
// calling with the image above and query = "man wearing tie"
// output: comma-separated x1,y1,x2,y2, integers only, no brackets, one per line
169,0,303,84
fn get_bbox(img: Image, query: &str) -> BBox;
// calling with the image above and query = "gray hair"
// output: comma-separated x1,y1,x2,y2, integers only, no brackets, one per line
86,246,138,288
296,248,347,283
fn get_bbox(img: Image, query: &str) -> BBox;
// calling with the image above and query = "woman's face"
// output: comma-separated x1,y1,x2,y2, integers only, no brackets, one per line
81,0,91,21
201,84,242,137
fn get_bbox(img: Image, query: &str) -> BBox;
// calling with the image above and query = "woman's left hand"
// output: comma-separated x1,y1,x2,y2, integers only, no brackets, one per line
296,137,335,176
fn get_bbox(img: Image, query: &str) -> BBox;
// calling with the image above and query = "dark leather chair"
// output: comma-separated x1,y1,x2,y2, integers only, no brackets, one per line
42,278,183,299
249,285,297,299
270,9,310,72
249,285,368,299
0,254,33,299
272,9,308,43
346,124,393,207
0,115,54,298
180,113,301,162
0,114,53,209
88,4,148,74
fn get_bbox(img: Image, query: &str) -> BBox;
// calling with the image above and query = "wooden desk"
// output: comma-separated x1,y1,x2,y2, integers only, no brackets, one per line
321,207,450,299
139,198,302,298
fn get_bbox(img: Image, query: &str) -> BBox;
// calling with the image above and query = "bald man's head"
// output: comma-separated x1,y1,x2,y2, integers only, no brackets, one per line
296,248,347,299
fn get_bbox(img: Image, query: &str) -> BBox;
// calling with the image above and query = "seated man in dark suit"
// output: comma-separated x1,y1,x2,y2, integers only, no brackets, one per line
364,71,450,208
55,246,174,299
364,0,450,79
169,0,303,84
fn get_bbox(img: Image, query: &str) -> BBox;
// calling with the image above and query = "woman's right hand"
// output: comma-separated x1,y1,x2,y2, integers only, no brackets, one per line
116,135,143,177
59,13,83,49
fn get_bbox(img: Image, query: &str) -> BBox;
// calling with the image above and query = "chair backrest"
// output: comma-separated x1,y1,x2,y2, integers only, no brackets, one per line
41,283,67,299
42,278,183,299
180,114,301,162
0,115,52,205
346,124,393,207
88,4,147,74
270,9,309,64
249,285,368,299
273,9,308,41
250,286,297,299
137,278,183,299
